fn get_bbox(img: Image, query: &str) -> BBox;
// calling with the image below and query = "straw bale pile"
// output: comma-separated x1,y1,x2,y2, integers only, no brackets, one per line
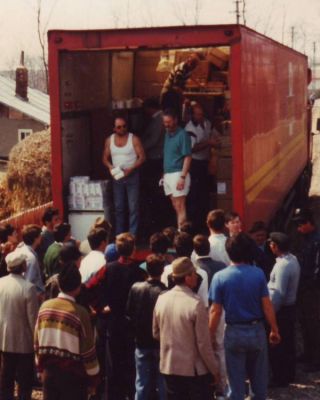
6,129,52,214
0,179,12,220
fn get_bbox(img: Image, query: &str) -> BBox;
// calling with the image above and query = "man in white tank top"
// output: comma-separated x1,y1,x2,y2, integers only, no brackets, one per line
103,117,145,236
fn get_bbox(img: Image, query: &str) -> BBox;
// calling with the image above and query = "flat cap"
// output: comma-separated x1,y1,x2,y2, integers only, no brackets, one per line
269,232,290,247
171,257,195,278
5,251,27,271
291,208,313,224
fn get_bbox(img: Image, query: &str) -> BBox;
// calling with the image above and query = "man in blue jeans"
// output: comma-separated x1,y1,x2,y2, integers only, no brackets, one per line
103,117,145,235
126,254,167,400
209,233,280,400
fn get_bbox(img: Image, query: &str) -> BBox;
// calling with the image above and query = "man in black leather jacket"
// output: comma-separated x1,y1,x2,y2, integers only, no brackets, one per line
126,254,167,400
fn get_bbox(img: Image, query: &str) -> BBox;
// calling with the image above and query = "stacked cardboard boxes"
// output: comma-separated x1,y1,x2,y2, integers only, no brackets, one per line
68,176,107,211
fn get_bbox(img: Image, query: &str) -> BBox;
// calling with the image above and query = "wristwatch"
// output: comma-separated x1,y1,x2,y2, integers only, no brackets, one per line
180,175,186,179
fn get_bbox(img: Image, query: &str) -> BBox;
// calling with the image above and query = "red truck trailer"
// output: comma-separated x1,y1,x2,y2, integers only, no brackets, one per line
48,24,310,239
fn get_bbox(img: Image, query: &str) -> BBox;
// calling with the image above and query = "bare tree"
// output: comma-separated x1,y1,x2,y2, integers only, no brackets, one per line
171,0,189,25
281,6,287,44
194,0,203,25
36,0,57,93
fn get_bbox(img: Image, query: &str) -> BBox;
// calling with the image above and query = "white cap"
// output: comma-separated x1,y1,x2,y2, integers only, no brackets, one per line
5,251,27,271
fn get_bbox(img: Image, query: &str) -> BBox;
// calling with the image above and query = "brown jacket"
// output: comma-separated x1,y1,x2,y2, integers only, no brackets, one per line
153,284,218,377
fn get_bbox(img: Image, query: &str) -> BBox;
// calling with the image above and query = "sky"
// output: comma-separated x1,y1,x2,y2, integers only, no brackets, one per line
0,0,320,69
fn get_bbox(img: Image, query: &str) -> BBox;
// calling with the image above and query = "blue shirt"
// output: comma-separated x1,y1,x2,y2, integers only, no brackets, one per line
163,128,191,173
209,264,269,324
268,253,300,312
17,244,44,294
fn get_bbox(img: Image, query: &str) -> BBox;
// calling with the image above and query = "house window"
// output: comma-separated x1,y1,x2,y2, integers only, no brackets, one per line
18,129,33,141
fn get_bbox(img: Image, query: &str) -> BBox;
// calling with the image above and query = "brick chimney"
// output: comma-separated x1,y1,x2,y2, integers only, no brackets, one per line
15,51,28,101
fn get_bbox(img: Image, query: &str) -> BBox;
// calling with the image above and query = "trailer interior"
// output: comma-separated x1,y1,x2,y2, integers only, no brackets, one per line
59,46,232,236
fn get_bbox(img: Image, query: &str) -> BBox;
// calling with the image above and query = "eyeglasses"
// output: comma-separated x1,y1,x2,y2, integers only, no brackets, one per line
115,124,126,129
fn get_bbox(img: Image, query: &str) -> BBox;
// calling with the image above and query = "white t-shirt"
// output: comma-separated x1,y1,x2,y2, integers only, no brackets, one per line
185,119,213,161
80,250,106,283
209,233,230,266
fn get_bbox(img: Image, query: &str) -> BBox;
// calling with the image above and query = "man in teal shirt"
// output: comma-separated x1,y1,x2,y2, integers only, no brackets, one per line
163,109,192,229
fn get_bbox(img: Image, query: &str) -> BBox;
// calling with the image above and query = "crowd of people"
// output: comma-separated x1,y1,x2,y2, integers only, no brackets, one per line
0,203,320,400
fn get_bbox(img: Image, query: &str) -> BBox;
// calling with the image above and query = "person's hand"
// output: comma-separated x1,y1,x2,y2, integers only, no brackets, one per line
123,167,134,177
102,305,111,314
269,330,281,345
176,177,185,191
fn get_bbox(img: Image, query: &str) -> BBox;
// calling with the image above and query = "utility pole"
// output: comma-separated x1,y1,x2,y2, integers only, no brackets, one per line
313,41,317,91
291,26,295,48
242,0,246,26
235,0,240,24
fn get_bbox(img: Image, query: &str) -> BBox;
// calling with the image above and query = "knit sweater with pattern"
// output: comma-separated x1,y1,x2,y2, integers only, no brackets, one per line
34,293,99,377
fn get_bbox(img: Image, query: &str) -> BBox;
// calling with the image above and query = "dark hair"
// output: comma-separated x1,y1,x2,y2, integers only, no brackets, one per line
225,211,240,224
146,254,165,277
87,228,108,250
59,244,82,264
163,108,178,120
162,226,177,246
180,221,196,237
249,221,268,234
53,223,71,243
143,97,160,110
225,232,253,264
174,232,193,258
22,224,42,246
193,234,210,256
0,224,15,244
58,263,81,293
116,232,135,257
149,233,169,254
207,209,225,231
42,207,60,224
113,116,127,128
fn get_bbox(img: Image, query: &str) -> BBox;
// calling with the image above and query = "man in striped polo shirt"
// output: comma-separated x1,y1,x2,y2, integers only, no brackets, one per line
34,263,99,400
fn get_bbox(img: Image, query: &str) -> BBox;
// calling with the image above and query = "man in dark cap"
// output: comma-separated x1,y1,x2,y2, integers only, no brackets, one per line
249,221,275,279
268,232,300,386
34,263,100,400
0,251,39,400
292,208,320,371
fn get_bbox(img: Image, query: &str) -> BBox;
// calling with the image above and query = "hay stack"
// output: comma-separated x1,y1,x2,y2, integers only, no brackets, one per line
0,178,12,220
6,129,52,213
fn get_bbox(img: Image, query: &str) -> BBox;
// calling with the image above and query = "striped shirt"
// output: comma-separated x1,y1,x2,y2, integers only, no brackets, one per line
161,61,192,95
34,293,99,376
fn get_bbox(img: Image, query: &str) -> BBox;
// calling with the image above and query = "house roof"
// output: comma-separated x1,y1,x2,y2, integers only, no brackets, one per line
0,75,50,125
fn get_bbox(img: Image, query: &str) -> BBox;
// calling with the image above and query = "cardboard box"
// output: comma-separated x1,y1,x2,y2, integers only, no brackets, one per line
207,48,229,70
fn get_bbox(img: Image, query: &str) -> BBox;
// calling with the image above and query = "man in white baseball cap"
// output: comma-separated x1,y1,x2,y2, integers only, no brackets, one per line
0,250,39,400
